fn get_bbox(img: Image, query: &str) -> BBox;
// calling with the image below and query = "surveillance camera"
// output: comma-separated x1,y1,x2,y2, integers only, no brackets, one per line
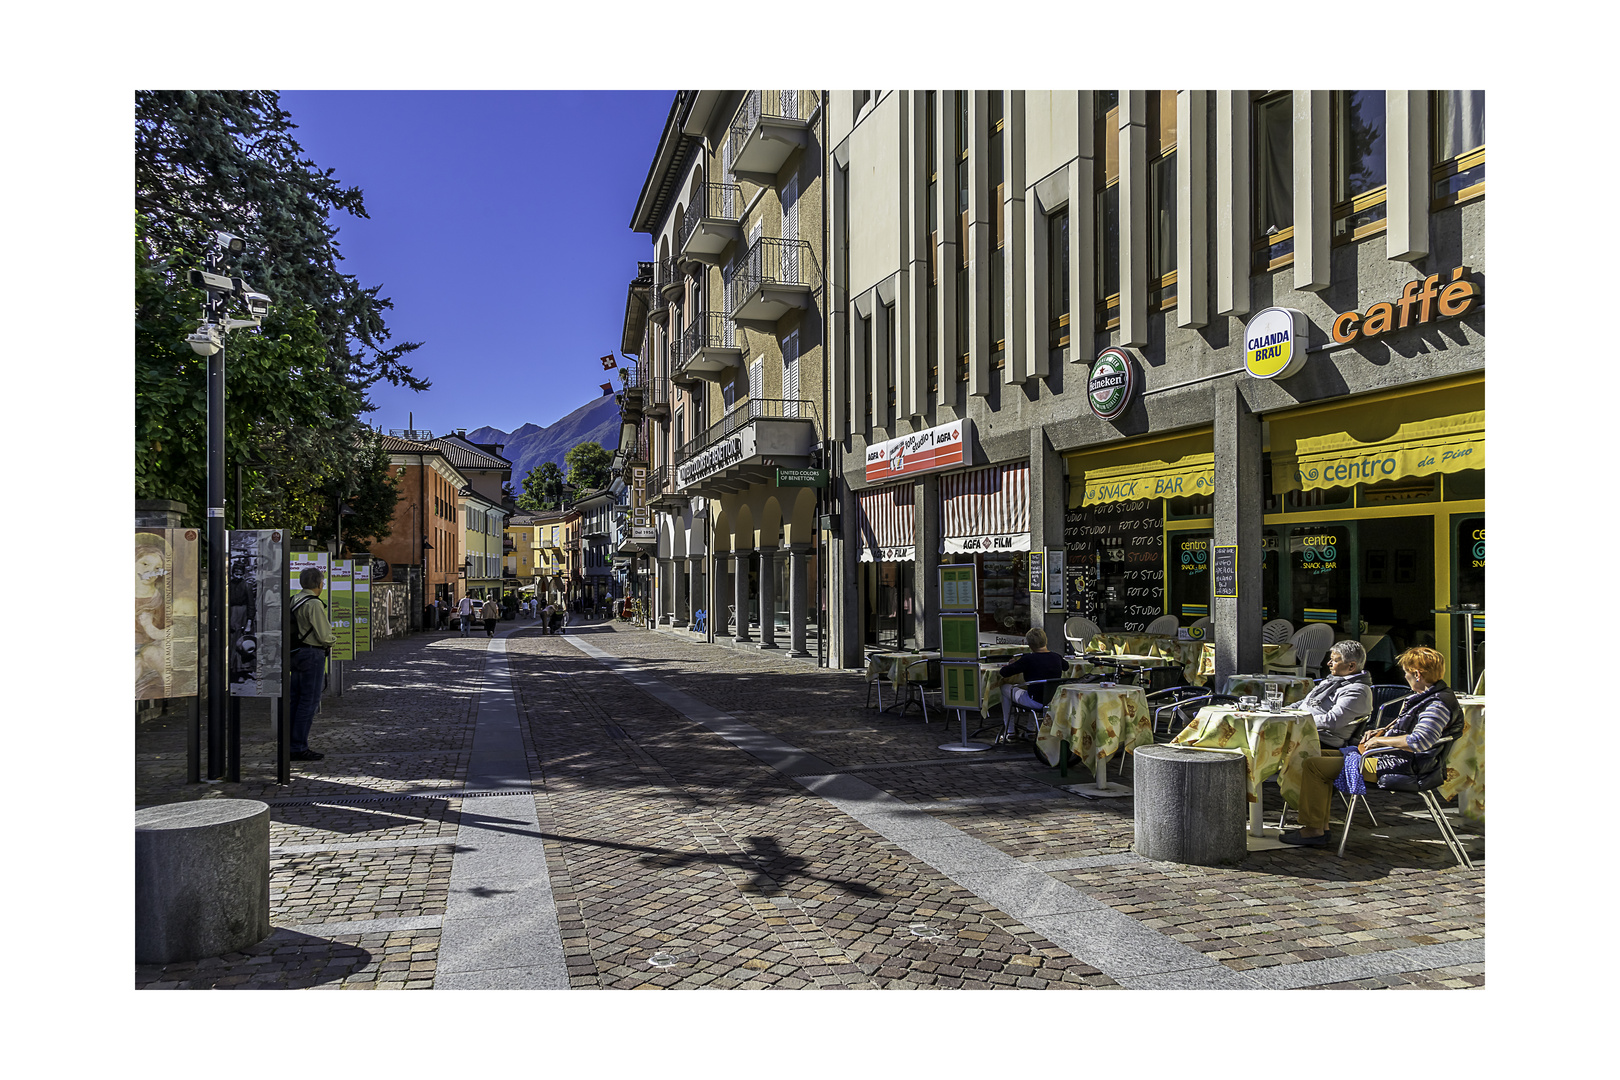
242,291,271,318
214,231,247,255
187,323,223,356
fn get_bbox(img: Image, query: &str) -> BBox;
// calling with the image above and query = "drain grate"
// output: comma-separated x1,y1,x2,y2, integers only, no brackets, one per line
266,787,536,807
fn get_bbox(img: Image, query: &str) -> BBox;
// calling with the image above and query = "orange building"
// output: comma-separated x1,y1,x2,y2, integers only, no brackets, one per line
373,434,469,620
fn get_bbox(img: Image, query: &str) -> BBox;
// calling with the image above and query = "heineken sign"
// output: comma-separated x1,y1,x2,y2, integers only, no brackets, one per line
776,468,828,487
1087,348,1138,420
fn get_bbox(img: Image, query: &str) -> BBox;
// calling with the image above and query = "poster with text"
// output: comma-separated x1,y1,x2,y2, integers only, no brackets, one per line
330,559,354,661
136,528,199,700
289,551,328,603
352,554,372,653
228,529,285,697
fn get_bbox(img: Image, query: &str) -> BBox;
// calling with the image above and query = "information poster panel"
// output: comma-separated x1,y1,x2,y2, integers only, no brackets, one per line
289,551,328,602
1213,545,1238,599
939,613,980,661
1045,549,1065,612
939,565,978,611
940,662,981,710
228,529,285,697
136,527,200,700
329,560,354,661
352,553,372,653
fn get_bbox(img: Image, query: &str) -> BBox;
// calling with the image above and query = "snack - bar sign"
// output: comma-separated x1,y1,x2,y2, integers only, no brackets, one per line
865,419,973,483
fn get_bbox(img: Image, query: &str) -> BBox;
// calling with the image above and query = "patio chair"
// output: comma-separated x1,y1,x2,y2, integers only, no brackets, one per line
905,659,945,723
865,655,893,711
692,608,707,634
1149,690,1237,739
1063,616,1101,653
1144,614,1180,636
1262,618,1294,644
1336,707,1473,868
993,676,1066,744
1279,685,1410,829
1284,623,1334,677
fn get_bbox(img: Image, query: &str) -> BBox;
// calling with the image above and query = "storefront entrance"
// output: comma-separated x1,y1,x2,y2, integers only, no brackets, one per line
862,561,913,649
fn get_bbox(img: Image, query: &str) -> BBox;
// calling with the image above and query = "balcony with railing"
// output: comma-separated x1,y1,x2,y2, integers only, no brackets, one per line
727,90,820,185
658,254,684,302
619,363,669,418
674,398,820,497
678,310,744,382
647,464,685,509
678,182,742,264
729,236,819,331
648,274,669,323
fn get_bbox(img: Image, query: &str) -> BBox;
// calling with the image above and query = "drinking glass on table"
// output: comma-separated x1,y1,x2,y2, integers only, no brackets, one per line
1265,683,1284,711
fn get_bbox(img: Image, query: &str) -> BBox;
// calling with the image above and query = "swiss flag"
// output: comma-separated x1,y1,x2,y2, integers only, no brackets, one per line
601,354,617,370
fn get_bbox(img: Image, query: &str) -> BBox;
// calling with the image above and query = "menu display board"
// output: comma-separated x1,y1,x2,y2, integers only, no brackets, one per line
1213,545,1238,599
939,565,977,611
941,662,981,709
1028,552,1044,593
940,613,980,660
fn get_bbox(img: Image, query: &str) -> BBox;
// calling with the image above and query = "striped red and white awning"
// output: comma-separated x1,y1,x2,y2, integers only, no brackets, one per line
857,484,915,562
940,462,1030,554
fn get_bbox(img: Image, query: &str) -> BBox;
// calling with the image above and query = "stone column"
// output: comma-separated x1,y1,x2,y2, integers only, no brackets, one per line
672,558,689,628
758,545,779,649
732,551,751,643
1030,427,1065,647
1213,380,1263,683
657,558,674,624
788,543,811,657
916,477,939,649
688,557,702,632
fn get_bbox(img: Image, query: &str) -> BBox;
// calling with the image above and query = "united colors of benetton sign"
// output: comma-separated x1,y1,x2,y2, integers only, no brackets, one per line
864,419,973,484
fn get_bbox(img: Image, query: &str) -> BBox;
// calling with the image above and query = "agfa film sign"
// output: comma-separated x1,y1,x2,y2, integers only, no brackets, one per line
864,419,972,484
1243,307,1310,379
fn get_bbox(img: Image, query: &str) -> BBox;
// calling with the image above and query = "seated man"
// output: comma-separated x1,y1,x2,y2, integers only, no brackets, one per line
998,626,1066,739
1297,640,1374,749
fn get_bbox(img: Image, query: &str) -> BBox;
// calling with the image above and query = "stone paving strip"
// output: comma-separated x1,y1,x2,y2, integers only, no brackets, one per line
563,629,1483,990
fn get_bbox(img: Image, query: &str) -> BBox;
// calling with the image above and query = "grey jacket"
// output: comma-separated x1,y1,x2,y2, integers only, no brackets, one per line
1300,671,1373,748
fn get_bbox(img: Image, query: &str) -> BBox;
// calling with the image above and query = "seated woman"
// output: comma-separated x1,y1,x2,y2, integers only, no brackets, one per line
998,626,1066,739
1298,640,1374,749
1282,645,1461,847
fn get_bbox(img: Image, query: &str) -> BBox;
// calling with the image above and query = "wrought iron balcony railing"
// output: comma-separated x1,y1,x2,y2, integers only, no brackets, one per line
727,92,820,177
681,310,738,357
678,182,742,253
678,398,820,463
733,236,819,299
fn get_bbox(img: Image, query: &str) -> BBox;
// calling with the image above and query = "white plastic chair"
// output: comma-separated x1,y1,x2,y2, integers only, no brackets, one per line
1287,622,1334,676
1064,616,1101,652
1189,617,1211,635
1262,618,1294,644
1144,615,1180,636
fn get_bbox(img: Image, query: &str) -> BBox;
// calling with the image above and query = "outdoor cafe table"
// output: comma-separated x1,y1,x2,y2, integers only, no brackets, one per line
1441,694,1486,821
1194,642,1298,685
1219,673,1315,705
978,656,1106,721
864,651,940,709
1039,683,1154,795
1084,633,1204,684
1170,704,1321,847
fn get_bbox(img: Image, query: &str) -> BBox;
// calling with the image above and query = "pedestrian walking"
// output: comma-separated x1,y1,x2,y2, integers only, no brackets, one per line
481,596,499,636
289,566,335,762
457,593,474,636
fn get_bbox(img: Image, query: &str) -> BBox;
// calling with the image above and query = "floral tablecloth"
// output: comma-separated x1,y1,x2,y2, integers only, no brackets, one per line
1219,674,1316,705
978,657,1095,720
1194,642,1298,685
1171,705,1321,810
1440,695,1485,821
1082,634,1204,684
1039,684,1154,775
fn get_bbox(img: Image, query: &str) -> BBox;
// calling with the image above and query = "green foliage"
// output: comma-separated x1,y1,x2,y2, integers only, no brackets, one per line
565,442,612,494
135,90,426,550
518,461,566,511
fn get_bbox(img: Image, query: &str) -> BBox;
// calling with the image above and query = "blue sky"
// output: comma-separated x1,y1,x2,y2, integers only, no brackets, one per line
278,90,672,436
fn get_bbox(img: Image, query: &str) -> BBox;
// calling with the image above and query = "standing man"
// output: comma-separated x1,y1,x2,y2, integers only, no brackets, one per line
457,593,475,637
289,566,336,762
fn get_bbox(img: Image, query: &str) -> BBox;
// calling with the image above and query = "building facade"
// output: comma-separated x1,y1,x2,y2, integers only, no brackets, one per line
627,89,829,656
374,433,470,612
823,90,1484,682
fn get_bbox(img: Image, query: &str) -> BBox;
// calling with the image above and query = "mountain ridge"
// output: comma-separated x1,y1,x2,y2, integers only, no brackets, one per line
465,393,619,496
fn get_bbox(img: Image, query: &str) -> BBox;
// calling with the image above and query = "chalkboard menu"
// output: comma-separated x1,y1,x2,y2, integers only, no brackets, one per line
1213,544,1238,598
1064,496,1164,631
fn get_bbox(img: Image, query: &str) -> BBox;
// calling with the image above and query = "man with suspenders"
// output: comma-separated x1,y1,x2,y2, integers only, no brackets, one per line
289,566,336,762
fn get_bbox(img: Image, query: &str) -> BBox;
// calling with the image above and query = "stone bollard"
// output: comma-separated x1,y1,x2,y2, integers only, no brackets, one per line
136,799,272,964
1132,745,1248,866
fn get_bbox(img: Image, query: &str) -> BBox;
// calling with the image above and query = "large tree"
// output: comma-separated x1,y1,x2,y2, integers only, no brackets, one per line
518,461,566,511
135,91,424,547
565,442,612,494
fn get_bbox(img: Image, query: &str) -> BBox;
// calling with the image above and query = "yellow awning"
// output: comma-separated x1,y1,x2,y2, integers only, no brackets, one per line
1268,380,1484,493
1079,453,1215,506
1067,428,1213,508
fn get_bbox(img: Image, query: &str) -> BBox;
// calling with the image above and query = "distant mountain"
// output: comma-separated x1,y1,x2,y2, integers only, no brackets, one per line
467,393,620,496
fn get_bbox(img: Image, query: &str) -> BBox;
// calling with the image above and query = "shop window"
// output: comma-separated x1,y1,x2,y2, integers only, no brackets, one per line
1147,90,1177,310
1331,90,1387,245
1169,533,1211,622
955,91,970,385
1251,91,1293,272
989,91,1006,369
1356,475,1437,507
941,551,1031,639
1288,525,1349,633
1444,469,1484,501
926,91,939,391
1432,91,1485,210
1165,493,1212,521
1094,91,1120,330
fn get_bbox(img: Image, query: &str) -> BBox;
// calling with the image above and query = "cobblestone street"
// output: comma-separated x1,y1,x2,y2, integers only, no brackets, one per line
134,618,1484,991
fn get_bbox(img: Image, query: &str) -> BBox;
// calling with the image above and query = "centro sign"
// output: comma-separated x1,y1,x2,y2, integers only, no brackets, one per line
1243,307,1309,380
1087,348,1138,420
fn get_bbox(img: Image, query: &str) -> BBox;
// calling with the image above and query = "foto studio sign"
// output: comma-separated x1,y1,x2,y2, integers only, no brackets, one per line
1243,307,1310,379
